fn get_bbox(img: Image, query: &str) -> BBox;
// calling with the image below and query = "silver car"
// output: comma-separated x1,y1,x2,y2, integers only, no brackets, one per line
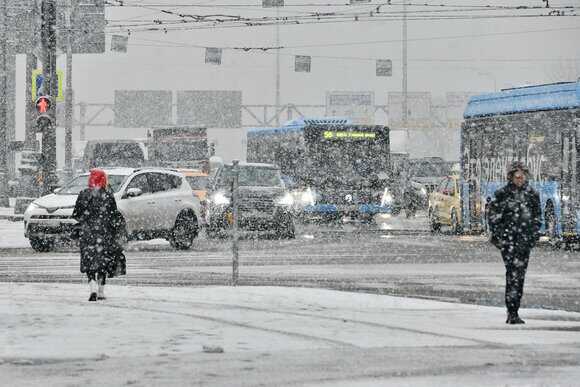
24,167,202,251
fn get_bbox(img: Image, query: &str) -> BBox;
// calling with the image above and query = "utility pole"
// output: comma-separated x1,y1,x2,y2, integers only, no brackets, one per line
25,54,37,147
231,159,240,286
40,0,58,195
402,1,409,153
275,4,281,127
79,102,86,141
0,0,10,206
64,0,75,179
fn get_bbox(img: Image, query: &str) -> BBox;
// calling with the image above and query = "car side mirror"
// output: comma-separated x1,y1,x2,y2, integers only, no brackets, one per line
53,187,62,193
126,187,143,198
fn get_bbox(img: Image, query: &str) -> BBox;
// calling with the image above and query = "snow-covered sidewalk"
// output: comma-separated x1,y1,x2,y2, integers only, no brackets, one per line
0,206,23,222
0,219,29,249
2,283,580,386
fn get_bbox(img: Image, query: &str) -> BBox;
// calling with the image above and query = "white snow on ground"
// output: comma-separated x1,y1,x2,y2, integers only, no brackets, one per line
376,212,430,231
2,283,580,386
0,220,30,249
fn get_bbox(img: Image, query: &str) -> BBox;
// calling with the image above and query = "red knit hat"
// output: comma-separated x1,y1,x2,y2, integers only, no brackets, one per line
88,169,108,189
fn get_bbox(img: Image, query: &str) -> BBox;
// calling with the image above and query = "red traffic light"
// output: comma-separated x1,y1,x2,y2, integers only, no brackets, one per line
35,96,51,113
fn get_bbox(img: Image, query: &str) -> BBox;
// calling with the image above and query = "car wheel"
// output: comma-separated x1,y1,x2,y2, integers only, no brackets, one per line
451,210,462,235
170,212,198,250
429,209,441,233
279,221,295,239
29,237,55,252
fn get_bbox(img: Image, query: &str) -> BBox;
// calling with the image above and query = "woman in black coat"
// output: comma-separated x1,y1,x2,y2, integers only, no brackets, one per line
72,169,125,301
488,162,541,324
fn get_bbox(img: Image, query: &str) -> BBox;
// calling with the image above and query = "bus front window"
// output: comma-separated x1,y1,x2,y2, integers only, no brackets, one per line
310,141,385,186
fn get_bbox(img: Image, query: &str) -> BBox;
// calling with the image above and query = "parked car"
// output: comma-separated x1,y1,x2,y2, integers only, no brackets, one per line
23,167,202,252
428,175,462,234
205,162,295,238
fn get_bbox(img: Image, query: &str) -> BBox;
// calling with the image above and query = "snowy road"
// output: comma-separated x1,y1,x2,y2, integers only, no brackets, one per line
3,284,580,386
1,217,579,313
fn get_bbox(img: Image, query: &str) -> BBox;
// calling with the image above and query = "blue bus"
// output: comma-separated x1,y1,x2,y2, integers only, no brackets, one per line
246,117,393,222
461,81,580,244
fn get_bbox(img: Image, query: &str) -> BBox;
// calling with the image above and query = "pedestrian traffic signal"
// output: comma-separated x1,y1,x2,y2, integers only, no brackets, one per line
35,96,51,114
35,115,52,133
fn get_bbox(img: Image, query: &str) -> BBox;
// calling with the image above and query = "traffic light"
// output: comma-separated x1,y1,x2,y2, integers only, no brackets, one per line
35,96,53,133
35,115,52,133
36,96,51,113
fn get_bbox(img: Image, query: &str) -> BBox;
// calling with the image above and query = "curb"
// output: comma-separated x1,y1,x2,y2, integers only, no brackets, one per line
0,214,24,222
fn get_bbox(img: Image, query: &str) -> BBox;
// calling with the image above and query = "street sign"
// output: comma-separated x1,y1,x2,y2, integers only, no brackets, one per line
388,92,432,129
32,69,64,102
262,0,284,6
177,90,242,128
111,35,129,53
35,96,51,114
376,59,392,77
114,90,173,128
295,56,311,73
326,91,375,125
205,48,222,65
6,0,105,55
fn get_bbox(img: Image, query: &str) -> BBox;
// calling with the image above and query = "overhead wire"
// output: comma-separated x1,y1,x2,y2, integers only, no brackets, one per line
66,0,580,69
105,12,580,34
103,0,579,32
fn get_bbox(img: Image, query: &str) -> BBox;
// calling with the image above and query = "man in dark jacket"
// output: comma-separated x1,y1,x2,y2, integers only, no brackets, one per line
488,162,541,324
73,169,125,301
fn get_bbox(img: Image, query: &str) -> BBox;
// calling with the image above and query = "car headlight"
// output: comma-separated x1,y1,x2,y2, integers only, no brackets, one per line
381,188,393,206
209,191,230,206
276,192,295,206
297,188,316,206
25,202,40,214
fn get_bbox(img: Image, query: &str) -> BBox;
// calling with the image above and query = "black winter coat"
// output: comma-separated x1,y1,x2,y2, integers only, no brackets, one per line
72,188,125,276
488,182,541,251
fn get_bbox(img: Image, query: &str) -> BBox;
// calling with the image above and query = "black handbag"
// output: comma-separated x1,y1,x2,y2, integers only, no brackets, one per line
107,242,126,277
70,224,81,240
113,252,127,277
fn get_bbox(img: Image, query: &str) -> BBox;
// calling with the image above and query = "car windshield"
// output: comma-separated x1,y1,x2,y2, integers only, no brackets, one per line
217,166,283,188
185,175,209,190
57,174,128,195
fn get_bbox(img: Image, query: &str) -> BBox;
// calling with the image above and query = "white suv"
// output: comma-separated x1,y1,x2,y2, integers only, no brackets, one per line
24,168,202,252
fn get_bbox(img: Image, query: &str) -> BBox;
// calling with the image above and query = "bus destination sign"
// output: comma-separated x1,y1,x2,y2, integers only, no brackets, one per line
322,130,376,140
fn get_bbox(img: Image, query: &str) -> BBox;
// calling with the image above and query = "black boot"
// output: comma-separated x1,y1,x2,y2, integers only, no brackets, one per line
506,312,525,324
88,280,98,301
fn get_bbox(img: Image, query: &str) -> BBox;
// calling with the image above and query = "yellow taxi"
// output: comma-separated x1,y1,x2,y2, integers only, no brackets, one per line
428,175,462,234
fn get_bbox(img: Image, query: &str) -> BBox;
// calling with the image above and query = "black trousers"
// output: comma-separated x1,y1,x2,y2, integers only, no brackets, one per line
87,272,106,285
501,247,530,314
